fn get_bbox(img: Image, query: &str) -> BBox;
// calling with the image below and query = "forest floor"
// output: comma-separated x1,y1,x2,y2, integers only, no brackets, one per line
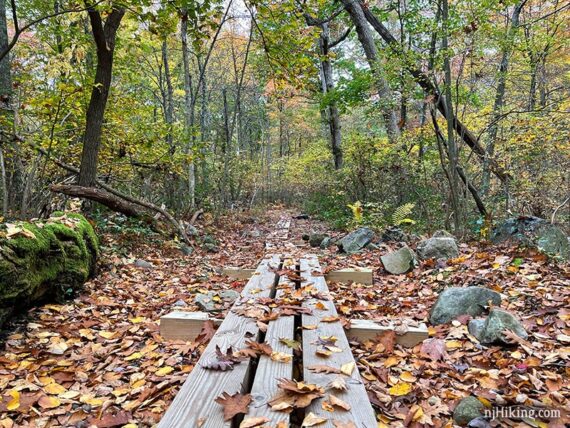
0,207,569,427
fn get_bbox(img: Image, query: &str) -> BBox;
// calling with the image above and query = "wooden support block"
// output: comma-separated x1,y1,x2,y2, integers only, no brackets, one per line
325,268,373,285
222,267,255,280
347,319,428,347
160,311,222,341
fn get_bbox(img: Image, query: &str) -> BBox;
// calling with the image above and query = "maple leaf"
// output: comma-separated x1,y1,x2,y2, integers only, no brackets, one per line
280,337,301,350
245,340,273,356
374,330,397,353
329,394,351,411
195,320,217,345
215,392,252,421
420,338,448,361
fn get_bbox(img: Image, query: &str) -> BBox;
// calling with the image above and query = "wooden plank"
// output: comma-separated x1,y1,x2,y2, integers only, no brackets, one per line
300,256,377,428
325,268,373,285
222,267,255,280
347,319,428,347
158,255,281,428
159,311,222,341
246,257,295,424
224,267,373,285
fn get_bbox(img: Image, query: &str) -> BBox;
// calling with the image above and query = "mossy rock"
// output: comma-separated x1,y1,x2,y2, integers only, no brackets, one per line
0,213,99,327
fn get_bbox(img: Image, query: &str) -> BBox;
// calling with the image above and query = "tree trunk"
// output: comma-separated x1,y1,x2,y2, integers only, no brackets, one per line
361,3,510,184
180,12,196,208
319,23,343,169
78,6,125,187
482,0,526,195
0,0,11,110
161,40,174,153
340,0,400,143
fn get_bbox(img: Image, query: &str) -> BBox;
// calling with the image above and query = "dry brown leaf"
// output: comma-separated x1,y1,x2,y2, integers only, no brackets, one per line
214,392,252,421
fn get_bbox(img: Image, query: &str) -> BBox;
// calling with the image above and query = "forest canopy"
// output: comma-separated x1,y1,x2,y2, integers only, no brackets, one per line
0,0,568,234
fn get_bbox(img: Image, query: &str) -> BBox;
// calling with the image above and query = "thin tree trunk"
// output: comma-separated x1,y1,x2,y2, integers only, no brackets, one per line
0,0,11,110
180,11,195,208
319,22,343,169
482,0,526,194
161,40,174,153
340,0,400,143
78,6,125,187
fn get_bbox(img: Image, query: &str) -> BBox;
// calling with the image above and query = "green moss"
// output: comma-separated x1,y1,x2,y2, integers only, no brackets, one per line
0,213,99,327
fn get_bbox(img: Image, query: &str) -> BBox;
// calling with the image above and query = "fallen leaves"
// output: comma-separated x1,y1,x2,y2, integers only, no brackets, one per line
269,379,325,412
214,392,252,421
388,382,412,397
302,412,327,426
202,345,243,371
420,338,448,361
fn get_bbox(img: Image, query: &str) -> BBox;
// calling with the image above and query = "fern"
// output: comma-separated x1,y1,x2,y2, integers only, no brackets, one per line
347,201,363,224
392,203,416,226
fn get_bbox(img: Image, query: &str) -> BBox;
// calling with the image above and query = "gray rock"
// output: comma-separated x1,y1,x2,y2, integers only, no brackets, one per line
416,237,459,260
195,290,239,312
453,397,485,426
433,230,456,240
202,235,219,246
186,224,199,236
381,226,408,242
309,233,328,248
249,228,262,238
337,227,375,254
134,259,154,269
173,299,187,307
472,308,528,345
320,237,333,249
467,319,485,338
179,243,194,256
366,242,380,250
492,216,569,260
429,286,502,325
381,247,417,274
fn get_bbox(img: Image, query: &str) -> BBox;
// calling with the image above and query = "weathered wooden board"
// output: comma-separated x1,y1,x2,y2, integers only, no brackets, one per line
246,257,296,424
325,268,373,285
158,255,280,428
348,319,428,347
300,256,377,428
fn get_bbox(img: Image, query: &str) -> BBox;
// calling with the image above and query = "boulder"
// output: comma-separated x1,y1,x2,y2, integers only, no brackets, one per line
469,308,528,345
337,227,375,254
429,286,502,325
0,213,99,327
416,237,459,260
433,230,456,240
134,259,154,269
381,226,408,242
381,247,417,274
491,216,569,260
453,397,485,426
309,233,328,248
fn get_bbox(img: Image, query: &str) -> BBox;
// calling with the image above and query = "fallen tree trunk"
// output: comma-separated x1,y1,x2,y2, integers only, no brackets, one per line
0,213,98,327
50,184,144,218
360,2,510,184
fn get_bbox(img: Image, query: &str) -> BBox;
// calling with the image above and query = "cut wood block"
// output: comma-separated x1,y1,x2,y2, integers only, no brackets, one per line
347,319,428,347
325,268,373,285
222,267,255,280
159,311,220,341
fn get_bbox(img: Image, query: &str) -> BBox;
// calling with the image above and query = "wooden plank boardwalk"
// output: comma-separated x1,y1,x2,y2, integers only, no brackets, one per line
159,254,377,428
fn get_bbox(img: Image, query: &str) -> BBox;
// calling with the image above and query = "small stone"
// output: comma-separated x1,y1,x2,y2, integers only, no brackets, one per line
320,237,333,249
468,319,485,338
309,233,328,248
381,247,417,274
219,290,240,302
381,226,408,242
416,237,459,260
186,224,199,236
453,397,485,426
134,259,154,269
173,299,187,307
429,287,502,325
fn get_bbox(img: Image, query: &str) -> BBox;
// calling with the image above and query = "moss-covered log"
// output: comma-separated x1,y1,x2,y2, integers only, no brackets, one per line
0,213,99,327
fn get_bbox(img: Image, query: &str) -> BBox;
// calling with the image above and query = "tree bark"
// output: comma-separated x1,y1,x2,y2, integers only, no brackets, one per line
161,40,175,153
482,0,526,194
0,0,11,109
319,22,343,169
361,3,510,184
340,0,400,143
78,5,125,187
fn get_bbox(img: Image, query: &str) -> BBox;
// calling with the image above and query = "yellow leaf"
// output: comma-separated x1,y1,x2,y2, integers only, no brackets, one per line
79,395,103,407
44,383,66,395
125,352,143,361
156,366,174,376
340,362,355,376
384,356,400,367
446,340,462,349
270,352,293,363
129,317,146,324
399,371,417,383
388,382,412,396
99,331,117,339
38,395,61,409
6,391,19,411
